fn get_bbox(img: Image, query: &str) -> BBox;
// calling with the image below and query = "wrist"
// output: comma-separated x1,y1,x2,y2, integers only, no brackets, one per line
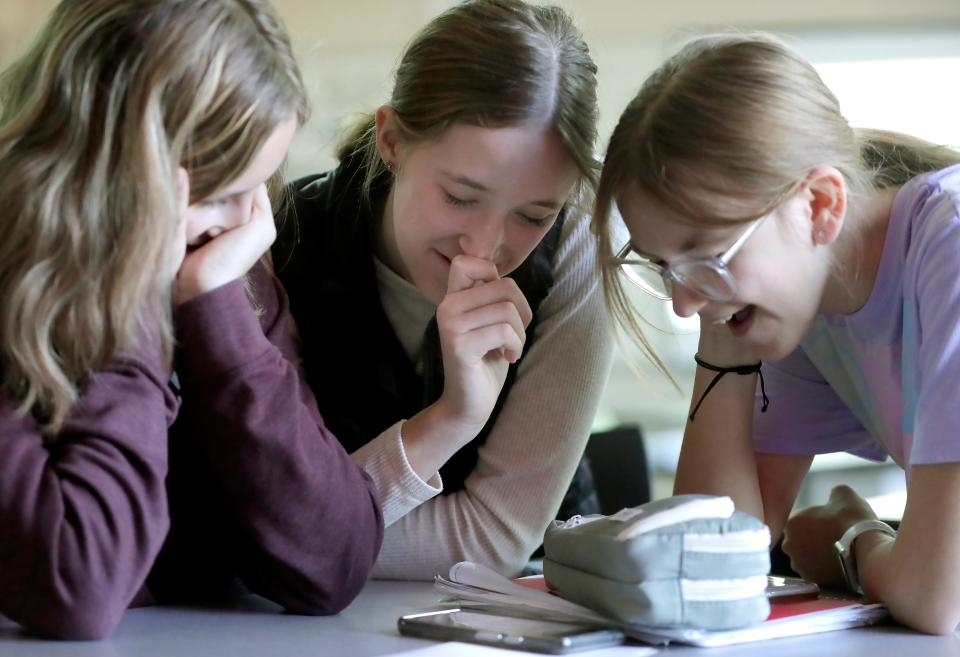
689,354,768,421
175,273,236,305
834,519,897,595
400,402,480,481
697,326,760,368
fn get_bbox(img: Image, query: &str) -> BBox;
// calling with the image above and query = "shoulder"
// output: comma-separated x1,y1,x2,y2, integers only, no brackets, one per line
897,164,960,240
895,165,960,287
551,208,602,287
534,207,608,332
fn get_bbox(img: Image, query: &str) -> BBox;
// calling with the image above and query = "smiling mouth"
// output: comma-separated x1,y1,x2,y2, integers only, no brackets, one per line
710,306,754,326
725,306,756,338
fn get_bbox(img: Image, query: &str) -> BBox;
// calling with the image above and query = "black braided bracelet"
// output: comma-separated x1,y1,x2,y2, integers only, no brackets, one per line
688,354,770,421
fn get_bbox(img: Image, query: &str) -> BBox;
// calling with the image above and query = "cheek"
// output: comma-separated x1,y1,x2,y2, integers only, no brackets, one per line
499,223,553,274
183,208,212,241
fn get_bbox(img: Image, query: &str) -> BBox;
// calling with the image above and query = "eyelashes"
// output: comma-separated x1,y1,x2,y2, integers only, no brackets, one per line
441,189,552,228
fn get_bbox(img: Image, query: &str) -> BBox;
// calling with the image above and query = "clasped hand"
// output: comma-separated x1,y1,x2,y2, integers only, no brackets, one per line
782,484,878,587
434,254,532,435
172,173,276,305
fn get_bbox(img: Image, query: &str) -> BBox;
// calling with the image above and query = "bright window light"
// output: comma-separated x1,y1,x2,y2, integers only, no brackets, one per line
816,57,960,149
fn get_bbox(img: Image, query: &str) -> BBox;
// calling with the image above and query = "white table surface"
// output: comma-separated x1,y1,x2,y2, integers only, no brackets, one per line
1,580,959,656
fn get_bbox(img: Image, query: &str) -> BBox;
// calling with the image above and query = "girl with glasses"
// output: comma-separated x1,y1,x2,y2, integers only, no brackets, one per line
273,0,611,579
0,0,381,638
594,33,960,633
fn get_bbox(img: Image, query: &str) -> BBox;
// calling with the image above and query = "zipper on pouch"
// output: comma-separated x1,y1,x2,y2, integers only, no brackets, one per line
681,575,768,602
682,528,770,553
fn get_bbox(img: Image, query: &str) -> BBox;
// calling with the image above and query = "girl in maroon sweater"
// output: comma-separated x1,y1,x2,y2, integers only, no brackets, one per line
0,0,381,640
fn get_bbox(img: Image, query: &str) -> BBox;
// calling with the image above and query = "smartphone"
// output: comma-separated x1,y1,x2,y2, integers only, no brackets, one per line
398,608,624,654
766,575,820,598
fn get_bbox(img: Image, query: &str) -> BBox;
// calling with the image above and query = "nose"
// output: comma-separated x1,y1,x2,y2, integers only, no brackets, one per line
458,214,505,262
671,282,710,318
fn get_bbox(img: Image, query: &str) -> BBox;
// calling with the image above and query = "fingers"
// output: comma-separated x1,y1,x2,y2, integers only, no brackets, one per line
442,275,533,328
439,300,528,362
439,254,533,363
829,484,857,501
177,167,191,216
169,167,191,281
175,183,277,302
192,184,276,258
251,183,275,226
446,254,499,294
446,322,525,365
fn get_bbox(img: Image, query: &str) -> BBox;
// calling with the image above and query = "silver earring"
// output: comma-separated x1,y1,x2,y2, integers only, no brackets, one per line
817,229,827,242
384,160,395,173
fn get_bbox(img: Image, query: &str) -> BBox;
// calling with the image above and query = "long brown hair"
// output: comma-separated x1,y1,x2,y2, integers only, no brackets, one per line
595,33,960,372
0,0,309,433
337,0,599,212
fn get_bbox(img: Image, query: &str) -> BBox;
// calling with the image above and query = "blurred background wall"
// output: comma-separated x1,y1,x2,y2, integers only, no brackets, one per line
4,0,960,514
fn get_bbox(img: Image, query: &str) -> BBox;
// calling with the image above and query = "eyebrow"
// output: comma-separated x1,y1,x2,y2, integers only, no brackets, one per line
629,235,713,263
443,171,489,192
441,171,564,211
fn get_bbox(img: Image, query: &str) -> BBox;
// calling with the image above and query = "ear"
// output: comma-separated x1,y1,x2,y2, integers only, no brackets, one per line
374,105,403,169
803,166,847,246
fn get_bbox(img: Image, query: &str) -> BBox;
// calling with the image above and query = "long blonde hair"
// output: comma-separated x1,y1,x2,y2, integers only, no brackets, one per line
595,33,960,371
337,0,599,213
0,0,309,433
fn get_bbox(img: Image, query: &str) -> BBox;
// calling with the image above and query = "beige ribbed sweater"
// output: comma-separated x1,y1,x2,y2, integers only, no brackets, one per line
351,211,614,580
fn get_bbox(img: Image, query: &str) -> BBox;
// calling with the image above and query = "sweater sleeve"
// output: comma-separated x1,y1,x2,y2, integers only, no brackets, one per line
0,343,177,639
355,214,614,579
171,263,383,614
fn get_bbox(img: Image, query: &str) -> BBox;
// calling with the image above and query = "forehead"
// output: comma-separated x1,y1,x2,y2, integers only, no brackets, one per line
412,122,579,198
218,117,297,196
616,185,745,256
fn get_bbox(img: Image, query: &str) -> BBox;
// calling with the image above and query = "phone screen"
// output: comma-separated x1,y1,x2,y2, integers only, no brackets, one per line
398,608,624,654
766,575,820,598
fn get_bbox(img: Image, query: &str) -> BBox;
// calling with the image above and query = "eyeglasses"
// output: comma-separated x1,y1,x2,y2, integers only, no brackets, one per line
611,216,767,302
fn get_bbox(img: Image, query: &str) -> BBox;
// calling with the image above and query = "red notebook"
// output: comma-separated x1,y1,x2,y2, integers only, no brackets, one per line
511,574,887,647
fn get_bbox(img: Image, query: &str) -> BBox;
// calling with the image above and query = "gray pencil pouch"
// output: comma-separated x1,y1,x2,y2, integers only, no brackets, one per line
542,495,771,630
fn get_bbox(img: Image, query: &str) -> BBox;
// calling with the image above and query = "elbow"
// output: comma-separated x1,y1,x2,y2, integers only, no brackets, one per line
881,581,960,635
895,612,959,636
48,611,123,642
499,545,535,579
23,596,127,641
890,602,960,636
475,533,536,580
917,619,960,637
262,507,384,617
278,558,376,616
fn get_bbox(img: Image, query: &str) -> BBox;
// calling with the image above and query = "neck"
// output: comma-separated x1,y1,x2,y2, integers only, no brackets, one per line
374,186,409,279
819,186,900,315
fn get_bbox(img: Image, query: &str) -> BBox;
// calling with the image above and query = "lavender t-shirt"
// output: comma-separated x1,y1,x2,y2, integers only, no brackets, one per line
754,164,960,472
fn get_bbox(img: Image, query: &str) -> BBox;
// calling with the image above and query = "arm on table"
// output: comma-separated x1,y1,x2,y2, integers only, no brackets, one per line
172,264,383,614
0,347,176,639
857,463,960,634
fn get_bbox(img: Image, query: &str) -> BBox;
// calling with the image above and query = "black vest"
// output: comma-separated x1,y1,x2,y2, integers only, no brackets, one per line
272,157,562,492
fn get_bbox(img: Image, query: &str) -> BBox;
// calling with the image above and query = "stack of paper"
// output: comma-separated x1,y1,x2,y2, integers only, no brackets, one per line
435,562,888,647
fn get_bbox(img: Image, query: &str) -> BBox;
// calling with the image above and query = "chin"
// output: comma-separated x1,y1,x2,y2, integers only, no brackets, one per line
755,341,796,363
741,314,804,363
415,274,445,305
754,324,809,362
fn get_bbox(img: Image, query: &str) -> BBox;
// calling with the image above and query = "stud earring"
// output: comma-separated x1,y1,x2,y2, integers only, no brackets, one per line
816,229,827,242
384,160,396,173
